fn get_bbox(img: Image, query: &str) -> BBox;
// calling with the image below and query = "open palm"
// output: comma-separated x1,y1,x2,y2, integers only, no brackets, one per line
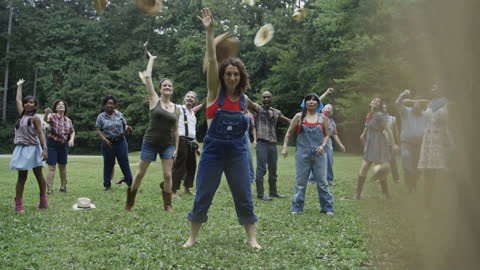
198,8,214,30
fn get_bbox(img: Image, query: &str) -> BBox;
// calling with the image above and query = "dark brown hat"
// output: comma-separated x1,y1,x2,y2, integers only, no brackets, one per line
136,0,163,15
93,0,108,15
203,32,240,73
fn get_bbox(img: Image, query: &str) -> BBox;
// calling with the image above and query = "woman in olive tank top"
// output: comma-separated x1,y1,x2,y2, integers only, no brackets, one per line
125,51,180,212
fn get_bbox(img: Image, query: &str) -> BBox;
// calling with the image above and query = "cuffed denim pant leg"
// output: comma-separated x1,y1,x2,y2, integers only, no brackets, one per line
188,136,258,225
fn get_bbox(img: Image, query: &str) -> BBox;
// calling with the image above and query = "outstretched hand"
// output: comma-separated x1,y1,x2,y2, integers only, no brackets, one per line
17,79,25,86
197,8,214,31
147,51,157,59
326,87,334,94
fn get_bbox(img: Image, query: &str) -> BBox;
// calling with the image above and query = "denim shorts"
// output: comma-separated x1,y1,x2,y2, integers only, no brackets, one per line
46,138,68,165
140,143,175,161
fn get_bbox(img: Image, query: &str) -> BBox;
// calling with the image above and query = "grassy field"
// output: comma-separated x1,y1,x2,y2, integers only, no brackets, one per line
0,147,413,269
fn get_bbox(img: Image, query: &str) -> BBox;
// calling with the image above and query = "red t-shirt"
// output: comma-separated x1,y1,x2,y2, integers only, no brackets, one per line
206,95,242,119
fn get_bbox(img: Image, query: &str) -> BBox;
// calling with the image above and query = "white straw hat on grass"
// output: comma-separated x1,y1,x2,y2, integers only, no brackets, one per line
254,24,274,47
72,198,96,211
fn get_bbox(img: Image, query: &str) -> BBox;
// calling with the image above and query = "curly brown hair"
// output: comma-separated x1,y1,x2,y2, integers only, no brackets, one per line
218,57,250,95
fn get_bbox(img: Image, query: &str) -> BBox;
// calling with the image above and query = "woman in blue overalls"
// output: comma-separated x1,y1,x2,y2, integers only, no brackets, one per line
282,93,335,215
184,8,260,248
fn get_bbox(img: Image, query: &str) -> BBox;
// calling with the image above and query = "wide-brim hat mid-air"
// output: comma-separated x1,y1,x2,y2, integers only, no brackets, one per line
203,32,241,73
136,0,163,15
241,0,255,6
254,24,274,47
292,8,308,21
93,0,108,15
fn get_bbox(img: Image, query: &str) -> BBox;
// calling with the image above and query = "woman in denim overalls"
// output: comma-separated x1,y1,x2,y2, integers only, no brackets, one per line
282,94,335,215
184,8,261,249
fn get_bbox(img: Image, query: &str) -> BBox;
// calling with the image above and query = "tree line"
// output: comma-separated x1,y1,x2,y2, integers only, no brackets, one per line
0,0,441,153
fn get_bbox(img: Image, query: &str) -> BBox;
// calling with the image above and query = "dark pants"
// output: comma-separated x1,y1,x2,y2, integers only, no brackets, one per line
390,156,400,182
255,140,278,197
101,137,133,187
172,137,197,192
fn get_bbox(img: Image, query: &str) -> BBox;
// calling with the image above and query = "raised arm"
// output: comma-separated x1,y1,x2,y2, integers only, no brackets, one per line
198,8,220,104
281,113,301,158
44,107,52,122
141,51,160,109
319,88,334,101
16,79,25,115
279,114,291,125
192,103,204,114
246,97,261,114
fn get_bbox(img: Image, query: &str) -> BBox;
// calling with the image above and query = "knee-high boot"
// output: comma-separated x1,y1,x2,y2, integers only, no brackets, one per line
125,187,138,211
160,182,173,212
355,175,367,199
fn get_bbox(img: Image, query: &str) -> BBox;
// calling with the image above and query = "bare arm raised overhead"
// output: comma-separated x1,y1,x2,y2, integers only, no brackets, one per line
16,79,25,115
198,8,220,105
140,51,160,110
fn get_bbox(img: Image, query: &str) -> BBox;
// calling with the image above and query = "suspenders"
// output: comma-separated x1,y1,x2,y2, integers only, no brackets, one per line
182,106,189,137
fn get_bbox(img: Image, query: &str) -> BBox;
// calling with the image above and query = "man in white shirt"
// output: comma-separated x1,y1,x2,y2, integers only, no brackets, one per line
171,91,200,198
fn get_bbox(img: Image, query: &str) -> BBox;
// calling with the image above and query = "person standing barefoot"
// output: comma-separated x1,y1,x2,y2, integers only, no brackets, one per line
184,8,261,249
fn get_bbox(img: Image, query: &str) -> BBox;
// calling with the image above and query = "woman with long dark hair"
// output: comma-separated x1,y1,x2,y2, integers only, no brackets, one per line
184,8,261,248
282,93,335,214
11,79,48,212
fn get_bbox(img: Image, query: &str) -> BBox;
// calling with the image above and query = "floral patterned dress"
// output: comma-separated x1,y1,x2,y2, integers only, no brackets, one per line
418,104,451,169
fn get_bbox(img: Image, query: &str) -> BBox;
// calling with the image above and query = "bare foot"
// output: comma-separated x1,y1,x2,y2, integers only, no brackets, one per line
172,193,182,199
248,240,262,249
182,237,196,248
183,189,194,195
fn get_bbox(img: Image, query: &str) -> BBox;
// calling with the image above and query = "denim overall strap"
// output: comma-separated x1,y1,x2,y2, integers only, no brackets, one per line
207,89,248,141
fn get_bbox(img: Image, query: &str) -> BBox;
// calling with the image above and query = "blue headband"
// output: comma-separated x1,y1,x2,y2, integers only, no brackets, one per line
300,93,324,112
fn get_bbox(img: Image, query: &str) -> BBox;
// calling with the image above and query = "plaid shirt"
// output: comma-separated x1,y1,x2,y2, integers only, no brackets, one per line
254,106,283,143
48,113,74,143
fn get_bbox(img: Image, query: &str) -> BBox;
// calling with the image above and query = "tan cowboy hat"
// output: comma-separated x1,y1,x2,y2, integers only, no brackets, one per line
72,198,96,211
203,32,241,73
241,0,255,6
136,0,163,15
254,24,274,47
93,0,108,15
292,8,308,21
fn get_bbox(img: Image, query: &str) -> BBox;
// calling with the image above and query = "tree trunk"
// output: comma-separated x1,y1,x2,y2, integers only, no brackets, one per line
2,3,13,122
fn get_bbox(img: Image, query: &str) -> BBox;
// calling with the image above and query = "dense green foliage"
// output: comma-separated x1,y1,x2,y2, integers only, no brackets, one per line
1,0,440,153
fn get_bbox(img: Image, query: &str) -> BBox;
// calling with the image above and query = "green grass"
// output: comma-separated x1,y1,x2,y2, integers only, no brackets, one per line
0,147,412,269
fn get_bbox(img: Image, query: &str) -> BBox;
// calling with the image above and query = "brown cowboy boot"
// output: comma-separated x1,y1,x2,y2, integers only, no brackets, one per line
162,191,173,212
354,175,367,199
125,187,138,211
160,182,173,212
